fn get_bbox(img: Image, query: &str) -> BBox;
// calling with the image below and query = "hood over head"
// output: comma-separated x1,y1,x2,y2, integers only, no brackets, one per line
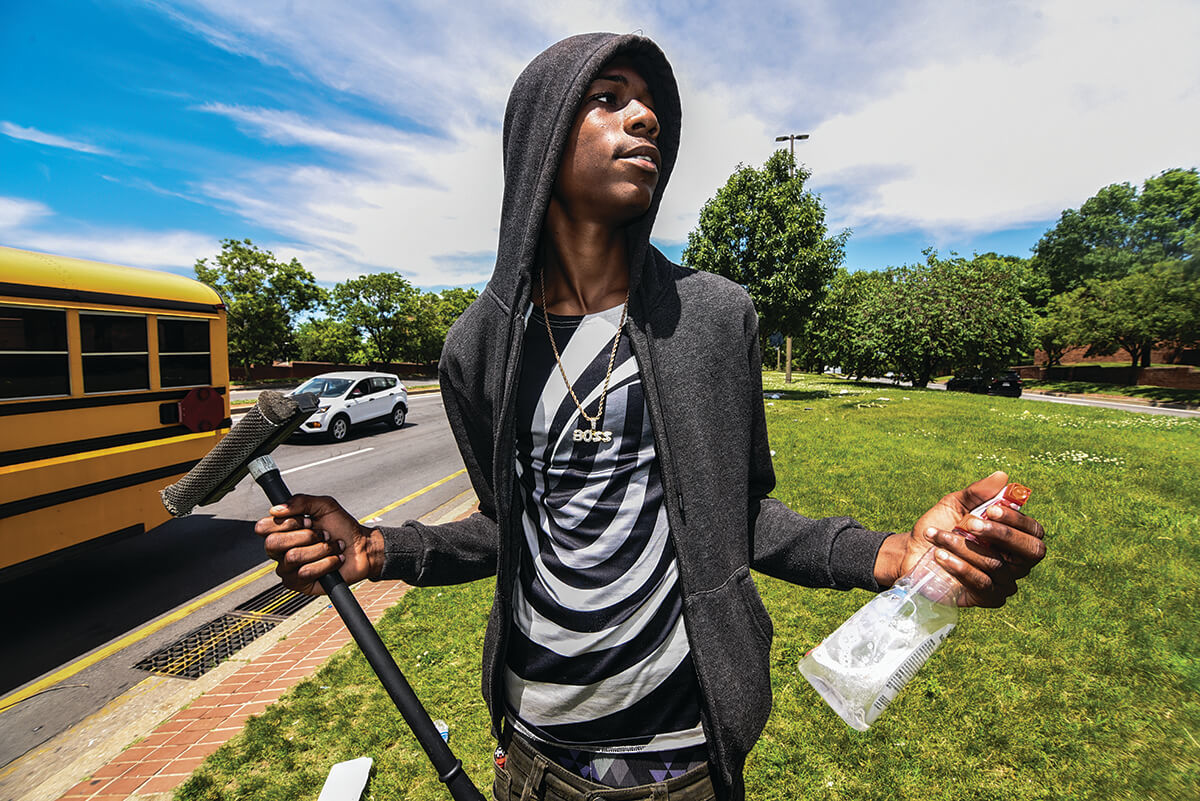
485,32,682,313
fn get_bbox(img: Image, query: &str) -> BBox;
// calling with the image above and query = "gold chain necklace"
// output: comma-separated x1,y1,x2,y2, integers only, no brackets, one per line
538,274,629,444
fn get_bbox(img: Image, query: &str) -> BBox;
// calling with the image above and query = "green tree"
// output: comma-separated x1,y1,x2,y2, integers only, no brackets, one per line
329,272,423,364
682,149,846,381
293,317,363,364
1034,290,1087,367
405,287,481,365
872,251,1035,387
811,268,890,379
1032,168,1200,294
194,239,322,374
1074,267,1199,371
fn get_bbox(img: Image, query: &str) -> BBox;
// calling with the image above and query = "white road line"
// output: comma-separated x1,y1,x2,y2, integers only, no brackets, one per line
1026,393,1199,416
280,448,374,475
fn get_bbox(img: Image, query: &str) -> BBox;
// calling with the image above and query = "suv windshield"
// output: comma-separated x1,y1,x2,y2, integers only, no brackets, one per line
295,377,354,397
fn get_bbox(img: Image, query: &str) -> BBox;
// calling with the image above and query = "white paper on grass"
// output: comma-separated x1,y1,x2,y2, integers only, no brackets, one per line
317,757,373,801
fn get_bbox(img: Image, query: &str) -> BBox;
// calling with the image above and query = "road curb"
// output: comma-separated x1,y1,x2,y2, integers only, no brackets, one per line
17,491,478,801
1022,388,1200,411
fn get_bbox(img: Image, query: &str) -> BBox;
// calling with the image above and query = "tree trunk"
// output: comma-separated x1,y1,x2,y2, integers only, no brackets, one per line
784,337,793,383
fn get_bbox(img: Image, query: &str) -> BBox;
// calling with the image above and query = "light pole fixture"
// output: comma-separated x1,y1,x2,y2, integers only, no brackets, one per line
774,133,809,383
775,133,809,175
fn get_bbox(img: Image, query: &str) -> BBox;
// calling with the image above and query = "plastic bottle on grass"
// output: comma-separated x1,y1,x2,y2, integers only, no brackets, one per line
799,482,1031,731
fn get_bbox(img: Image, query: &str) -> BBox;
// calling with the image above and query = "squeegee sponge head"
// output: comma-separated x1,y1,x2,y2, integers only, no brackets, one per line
160,390,304,517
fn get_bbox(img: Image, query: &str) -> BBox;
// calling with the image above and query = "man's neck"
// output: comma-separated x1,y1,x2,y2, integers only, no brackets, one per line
539,204,630,316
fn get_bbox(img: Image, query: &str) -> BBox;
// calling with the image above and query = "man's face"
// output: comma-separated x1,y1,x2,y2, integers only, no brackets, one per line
552,57,661,226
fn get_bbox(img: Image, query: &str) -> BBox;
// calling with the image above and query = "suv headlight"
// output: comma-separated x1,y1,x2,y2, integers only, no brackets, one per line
317,404,331,413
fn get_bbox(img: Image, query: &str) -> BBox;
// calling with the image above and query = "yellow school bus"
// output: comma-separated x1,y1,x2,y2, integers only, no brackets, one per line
0,246,230,578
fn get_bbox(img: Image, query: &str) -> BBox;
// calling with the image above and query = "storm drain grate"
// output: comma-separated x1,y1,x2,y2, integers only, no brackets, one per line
134,614,278,679
234,583,320,620
134,583,319,679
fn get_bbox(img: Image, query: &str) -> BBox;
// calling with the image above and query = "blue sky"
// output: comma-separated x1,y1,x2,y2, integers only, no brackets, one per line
3,0,1198,291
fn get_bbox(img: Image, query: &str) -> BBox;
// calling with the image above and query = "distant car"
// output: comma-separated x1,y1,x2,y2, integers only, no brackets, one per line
289,371,408,442
946,370,1024,398
946,372,991,393
988,370,1024,398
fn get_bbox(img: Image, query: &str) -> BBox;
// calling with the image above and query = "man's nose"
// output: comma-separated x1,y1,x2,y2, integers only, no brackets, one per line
624,99,659,140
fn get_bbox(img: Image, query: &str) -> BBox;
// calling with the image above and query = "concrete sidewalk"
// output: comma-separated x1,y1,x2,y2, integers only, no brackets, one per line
3,491,478,801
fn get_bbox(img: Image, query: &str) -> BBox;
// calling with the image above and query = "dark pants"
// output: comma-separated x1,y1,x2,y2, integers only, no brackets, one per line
494,733,717,801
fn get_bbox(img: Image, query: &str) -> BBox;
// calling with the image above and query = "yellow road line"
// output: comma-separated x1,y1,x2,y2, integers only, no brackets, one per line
0,563,274,713
0,467,469,713
358,468,467,523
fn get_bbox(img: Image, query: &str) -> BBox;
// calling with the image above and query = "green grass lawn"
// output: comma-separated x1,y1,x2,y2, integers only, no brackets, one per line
177,373,1199,801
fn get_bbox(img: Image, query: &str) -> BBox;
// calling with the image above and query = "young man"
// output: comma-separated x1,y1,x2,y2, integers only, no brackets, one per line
257,33,1046,801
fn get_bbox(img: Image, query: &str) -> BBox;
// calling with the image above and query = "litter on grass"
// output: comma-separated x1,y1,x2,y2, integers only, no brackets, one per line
317,757,373,801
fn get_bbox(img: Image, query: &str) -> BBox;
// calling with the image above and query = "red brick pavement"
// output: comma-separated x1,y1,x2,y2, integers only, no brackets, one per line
55,578,416,800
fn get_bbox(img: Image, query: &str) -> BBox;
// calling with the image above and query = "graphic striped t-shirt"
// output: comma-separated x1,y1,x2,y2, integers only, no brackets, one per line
505,301,705,754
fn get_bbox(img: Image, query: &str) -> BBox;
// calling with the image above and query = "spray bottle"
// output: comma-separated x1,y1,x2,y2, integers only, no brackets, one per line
798,483,1031,731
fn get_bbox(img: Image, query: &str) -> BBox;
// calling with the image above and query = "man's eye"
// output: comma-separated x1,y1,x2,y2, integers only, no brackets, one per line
590,91,618,104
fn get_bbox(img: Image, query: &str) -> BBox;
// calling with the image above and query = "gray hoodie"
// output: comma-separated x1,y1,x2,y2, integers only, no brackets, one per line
378,32,892,800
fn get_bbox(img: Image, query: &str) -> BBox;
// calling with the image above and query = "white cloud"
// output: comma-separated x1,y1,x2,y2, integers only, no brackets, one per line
0,196,52,229
1,122,113,156
194,108,504,286
7,228,220,274
794,0,1200,235
0,195,217,273
134,0,1200,284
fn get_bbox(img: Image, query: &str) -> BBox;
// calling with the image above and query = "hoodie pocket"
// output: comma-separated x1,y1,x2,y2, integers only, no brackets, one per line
736,567,774,649
684,565,774,761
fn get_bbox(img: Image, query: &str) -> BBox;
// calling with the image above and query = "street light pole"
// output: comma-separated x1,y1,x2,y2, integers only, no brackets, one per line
774,133,809,384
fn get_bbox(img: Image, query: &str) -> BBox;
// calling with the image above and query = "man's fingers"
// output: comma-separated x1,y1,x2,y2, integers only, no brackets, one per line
281,539,342,567
954,471,1009,511
269,494,346,521
967,515,1047,566
930,547,1016,608
926,529,1005,573
275,554,341,593
984,504,1046,539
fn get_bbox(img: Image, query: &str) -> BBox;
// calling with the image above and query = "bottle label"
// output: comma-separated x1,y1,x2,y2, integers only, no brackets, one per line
866,622,955,722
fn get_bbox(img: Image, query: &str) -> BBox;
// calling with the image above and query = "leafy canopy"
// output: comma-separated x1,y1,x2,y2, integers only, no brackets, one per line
682,149,846,339
194,238,322,372
813,252,1035,387
329,273,424,365
1033,168,1200,294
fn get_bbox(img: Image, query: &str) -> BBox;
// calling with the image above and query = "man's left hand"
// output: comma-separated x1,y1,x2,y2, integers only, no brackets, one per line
877,471,1047,607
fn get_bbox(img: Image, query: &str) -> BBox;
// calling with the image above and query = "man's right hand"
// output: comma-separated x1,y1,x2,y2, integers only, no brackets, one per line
254,494,383,596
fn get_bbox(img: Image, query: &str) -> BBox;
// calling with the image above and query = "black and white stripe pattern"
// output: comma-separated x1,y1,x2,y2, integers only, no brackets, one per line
506,302,705,752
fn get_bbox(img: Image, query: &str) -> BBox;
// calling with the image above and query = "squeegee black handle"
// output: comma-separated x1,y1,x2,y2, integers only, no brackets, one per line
255,468,484,801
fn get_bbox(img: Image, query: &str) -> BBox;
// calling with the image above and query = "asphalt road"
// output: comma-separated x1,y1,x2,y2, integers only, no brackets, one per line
853,376,1199,418
0,390,470,768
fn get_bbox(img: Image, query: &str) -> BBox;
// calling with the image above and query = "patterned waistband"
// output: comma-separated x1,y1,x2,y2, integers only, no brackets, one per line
504,731,710,791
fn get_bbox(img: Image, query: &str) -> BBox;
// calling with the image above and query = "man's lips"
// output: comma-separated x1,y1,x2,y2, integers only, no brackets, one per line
617,144,660,172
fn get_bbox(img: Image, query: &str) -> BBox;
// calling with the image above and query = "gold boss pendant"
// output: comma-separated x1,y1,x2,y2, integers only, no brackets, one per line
573,423,613,443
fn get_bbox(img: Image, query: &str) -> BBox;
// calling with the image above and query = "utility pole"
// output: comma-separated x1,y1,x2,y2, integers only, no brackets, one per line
774,133,809,384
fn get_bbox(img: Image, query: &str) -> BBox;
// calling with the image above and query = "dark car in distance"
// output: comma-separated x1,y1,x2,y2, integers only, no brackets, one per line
946,372,990,393
946,370,1024,398
988,370,1024,397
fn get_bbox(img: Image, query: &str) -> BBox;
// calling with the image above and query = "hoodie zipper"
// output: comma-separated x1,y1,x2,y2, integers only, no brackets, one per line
488,305,527,737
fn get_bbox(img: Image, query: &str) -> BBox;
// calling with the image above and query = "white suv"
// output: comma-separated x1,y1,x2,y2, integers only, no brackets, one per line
290,371,408,442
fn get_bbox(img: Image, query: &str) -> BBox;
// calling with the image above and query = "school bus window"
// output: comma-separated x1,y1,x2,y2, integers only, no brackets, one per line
0,306,70,399
158,317,211,387
81,312,149,393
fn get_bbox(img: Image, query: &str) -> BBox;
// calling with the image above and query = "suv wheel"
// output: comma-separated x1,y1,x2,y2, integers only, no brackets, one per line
389,405,407,429
328,414,350,442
